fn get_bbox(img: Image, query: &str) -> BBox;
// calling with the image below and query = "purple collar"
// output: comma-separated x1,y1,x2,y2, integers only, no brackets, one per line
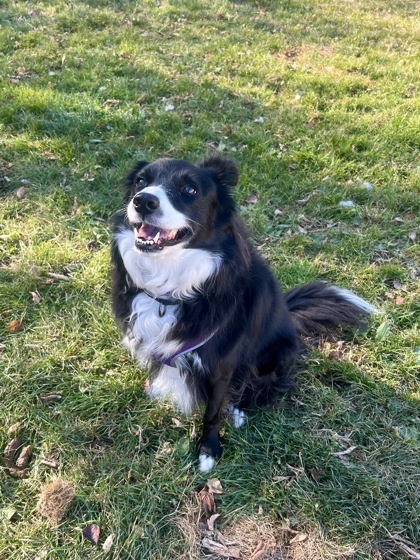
155,331,216,367
130,277,216,367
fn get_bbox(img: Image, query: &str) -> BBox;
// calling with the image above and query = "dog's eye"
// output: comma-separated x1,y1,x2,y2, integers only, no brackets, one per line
136,177,147,188
180,185,197,195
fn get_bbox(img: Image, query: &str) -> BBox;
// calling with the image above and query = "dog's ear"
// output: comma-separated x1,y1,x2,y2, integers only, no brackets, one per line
125,161,149,188
198,156,239,187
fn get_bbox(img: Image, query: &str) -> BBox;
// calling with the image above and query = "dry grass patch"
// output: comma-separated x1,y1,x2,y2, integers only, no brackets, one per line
174,495,355,560
36,479,75,526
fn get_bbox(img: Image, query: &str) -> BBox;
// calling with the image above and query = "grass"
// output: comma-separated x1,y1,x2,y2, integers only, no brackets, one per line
0,0,419,558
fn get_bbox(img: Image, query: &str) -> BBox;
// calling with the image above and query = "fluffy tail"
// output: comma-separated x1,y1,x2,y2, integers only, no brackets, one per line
285,282,376,338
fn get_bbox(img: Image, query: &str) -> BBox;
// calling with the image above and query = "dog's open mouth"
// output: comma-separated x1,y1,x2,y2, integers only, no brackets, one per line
134,222,191,251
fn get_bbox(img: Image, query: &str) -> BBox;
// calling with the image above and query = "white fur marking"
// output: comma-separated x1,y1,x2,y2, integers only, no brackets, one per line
127,185,189,230
126,291,181,362
199,453,216,473
115,228,221,298
333,287,378,315
229,405,247,428
146,364,195,415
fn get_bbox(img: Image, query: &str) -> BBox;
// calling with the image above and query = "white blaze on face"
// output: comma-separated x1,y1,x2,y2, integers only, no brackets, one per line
127,186,189,230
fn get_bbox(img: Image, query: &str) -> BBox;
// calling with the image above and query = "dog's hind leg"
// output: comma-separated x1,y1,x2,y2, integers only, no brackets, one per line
228,404,247,428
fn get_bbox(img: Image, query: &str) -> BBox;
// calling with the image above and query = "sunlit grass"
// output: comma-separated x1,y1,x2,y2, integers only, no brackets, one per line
0,0,418,558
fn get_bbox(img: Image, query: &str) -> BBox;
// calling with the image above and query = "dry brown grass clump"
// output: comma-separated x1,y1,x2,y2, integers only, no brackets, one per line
36,480,75,526
174,495,355,560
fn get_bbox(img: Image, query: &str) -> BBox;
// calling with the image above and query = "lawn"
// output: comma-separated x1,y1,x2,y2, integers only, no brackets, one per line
0,0,419,558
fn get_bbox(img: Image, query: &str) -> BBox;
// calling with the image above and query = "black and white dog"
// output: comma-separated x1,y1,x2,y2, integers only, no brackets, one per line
111,156,375,471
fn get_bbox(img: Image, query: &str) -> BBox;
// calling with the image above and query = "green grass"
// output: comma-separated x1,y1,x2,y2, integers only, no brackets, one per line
0,0,419,558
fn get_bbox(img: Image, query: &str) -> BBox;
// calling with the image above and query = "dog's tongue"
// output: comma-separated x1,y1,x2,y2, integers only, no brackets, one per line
135,223,176,240
136,223,160,239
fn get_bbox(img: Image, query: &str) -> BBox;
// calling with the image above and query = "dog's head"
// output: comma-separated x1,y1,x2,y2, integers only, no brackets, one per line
123,156,239,253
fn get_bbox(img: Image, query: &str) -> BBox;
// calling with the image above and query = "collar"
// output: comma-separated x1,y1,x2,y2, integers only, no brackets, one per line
141,288,181,306
125,274,185,315
155,331,217,367
124,274,217,366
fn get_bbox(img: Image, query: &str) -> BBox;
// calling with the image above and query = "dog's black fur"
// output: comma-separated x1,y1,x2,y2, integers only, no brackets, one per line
112,156,373,469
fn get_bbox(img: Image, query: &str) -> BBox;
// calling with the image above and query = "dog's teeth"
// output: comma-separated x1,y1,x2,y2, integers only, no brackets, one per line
153,232,160,243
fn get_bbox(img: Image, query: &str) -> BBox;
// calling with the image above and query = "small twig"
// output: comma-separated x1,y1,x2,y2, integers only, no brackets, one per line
47,272,71,281
386,532,420,560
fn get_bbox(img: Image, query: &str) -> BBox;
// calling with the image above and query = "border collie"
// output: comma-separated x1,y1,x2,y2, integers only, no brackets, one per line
112,156,375,472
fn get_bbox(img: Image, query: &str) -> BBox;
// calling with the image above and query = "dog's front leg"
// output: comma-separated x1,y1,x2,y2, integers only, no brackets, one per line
198,372,232,472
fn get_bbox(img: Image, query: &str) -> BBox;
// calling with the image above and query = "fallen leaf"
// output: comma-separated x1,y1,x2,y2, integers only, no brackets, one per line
287,464,305,476
297,194,313,205
375,321,391,342
7,423,22,435
39,392,62,405
7,467,30,479
9,320,23,333
216,533,239,547
165,104,175,111
250,540,276,560
308,467,324,483
4,438,21,459
40,459,59,469
273,475,293,483
16,187,26,198
331,445,357,457
197,488,216,516
274,208,283,216
207,513,220,532
30,292,41,304
83,524,100,545
197,478,223,517
246,194,258,204
47,272,71,281
102,533,115,554
201,537,240,558
15,445,33,468
0,507,17,521
290,532,308,545
408,231,417,241
393,216,404,222
42,151,57,160
207,478,223,494
385,291,394,299
298,226,307,234
395,296,405,305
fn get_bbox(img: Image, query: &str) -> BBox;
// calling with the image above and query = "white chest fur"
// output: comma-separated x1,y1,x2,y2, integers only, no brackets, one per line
116,227,221,415
123,292,181,362
114,228,221,298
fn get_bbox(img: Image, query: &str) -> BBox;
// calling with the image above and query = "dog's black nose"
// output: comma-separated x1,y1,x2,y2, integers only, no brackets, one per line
132,192,160,216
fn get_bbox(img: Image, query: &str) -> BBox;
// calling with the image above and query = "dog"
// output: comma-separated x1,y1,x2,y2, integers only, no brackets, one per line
111,155,375,472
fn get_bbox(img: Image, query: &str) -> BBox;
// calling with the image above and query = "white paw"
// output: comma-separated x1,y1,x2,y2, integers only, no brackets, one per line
229,405,246,428
199,453,216,473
